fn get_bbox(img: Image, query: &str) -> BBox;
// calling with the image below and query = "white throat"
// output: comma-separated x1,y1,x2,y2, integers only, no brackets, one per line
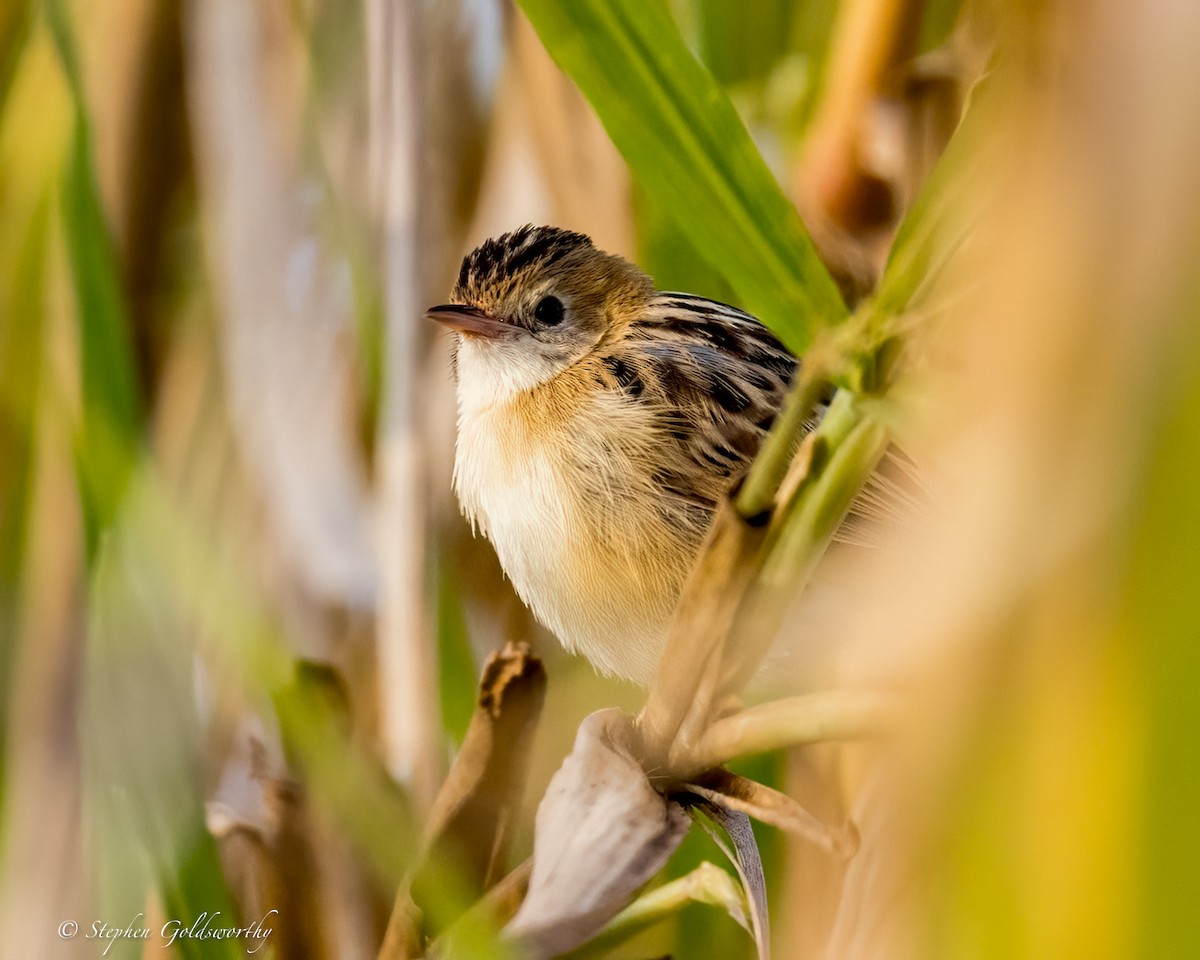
454,337,564,414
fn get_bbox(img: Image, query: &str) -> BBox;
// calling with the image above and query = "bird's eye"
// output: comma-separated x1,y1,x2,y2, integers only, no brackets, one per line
534,295,565,327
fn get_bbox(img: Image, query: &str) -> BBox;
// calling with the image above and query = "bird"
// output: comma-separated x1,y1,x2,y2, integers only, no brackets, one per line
428,224,854,686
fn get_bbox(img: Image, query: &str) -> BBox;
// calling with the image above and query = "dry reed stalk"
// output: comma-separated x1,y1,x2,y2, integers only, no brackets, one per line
797,0,927,264
366,0,441,807
187,0,378,610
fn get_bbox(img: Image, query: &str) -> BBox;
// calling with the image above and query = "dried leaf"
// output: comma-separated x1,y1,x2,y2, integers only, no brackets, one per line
503,709,690,959
692,804,771,960
412,643,547,923
687,771,860,860
382,643,547,958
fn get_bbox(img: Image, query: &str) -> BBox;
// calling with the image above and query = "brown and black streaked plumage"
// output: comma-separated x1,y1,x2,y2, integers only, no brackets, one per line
428,225,842,683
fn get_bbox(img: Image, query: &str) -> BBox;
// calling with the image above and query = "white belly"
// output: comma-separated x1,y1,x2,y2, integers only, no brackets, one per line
453,398,697,684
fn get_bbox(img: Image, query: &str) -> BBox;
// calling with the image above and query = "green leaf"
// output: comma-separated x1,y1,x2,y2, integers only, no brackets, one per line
517,0,847,354
633,181,738,305
274,664,417,891
830,74,992,392
436,555,479,746
918,0,965,53
46,0,143,551
876,76,991,317
0,189,50,826
1124,281,1200,958
0,0,31,119
692,0,794,88
564,862,750,959
84,532,243,960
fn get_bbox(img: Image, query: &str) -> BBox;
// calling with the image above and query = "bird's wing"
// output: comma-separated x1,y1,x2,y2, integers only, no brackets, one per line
609,293,804,511
607,292,925,541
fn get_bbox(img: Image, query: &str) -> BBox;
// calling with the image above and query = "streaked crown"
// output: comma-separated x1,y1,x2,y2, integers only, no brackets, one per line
452,224,597,309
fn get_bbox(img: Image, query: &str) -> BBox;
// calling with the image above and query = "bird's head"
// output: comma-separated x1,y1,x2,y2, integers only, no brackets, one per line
427,225,654,407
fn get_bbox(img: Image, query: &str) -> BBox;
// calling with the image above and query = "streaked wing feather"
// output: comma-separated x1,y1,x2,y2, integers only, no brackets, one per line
599,291,920,542
619,293,800,509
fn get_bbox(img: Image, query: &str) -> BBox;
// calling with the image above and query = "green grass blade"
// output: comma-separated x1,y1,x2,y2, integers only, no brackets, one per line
1124,285,1200,958
634,182,739,307
436,556,479,746
692,0,794,88
84,533,244,960
565,861,751,959
517,0,847,353
830,75,991,391
45,4,248,950
0,190,50,826
45,0,142,550
0,0,31,118
875,76,992,317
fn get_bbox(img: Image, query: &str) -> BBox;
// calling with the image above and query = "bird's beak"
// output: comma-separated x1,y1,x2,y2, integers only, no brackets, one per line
425,304,516,340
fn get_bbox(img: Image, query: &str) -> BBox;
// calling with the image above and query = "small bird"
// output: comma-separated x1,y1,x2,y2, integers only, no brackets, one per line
428,225,823,685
